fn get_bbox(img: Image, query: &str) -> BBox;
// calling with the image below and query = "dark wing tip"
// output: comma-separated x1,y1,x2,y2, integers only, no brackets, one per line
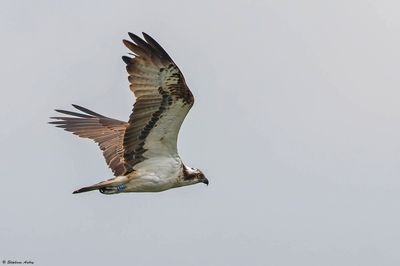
52,105,106,119
122,39,132,47
53,109,90,118
128,32,141,42
141,32,150,39
128,32,146,47
123,39,148,57
141,32,173,61
122,56,132,64
126,32,173,62
128,32,137,38
48,119,61,124
71,104,105,117
127,32,159,56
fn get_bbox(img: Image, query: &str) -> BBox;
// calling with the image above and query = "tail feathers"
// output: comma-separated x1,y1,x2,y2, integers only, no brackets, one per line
72,185,101,194
72,177,127,194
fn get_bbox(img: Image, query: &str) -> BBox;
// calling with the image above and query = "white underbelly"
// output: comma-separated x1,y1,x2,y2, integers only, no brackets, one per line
124,156,182,192
124,176,175,192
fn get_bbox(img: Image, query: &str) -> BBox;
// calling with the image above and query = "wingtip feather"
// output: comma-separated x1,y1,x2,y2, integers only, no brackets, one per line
122,56,132,64
128,32,139,41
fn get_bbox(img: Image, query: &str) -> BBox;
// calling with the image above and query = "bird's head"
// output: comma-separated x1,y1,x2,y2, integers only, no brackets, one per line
181,166,209,186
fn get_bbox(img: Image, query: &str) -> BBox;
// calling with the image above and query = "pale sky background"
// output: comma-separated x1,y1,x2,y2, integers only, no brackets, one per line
1,0,400,265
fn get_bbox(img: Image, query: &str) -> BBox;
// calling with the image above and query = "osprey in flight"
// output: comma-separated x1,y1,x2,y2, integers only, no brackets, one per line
50,32,208,194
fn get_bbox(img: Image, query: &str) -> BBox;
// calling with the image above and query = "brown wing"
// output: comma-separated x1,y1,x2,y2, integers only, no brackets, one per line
121,33,194,172
49,104,129,176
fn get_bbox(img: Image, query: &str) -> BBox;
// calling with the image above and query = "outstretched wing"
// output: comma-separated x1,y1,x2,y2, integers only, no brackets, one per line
49,105,129,176
121,32,194,172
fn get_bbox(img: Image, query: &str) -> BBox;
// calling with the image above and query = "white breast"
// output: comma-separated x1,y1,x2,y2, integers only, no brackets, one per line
124,156,183,192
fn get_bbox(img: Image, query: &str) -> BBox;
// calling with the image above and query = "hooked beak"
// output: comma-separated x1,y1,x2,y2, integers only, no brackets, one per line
202,177,209,186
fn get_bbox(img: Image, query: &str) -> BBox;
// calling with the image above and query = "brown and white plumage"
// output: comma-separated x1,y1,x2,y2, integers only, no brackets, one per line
50,105,129,176
50,32,208,194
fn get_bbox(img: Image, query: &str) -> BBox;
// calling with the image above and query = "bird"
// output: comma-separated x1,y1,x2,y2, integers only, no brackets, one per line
49,32,208,194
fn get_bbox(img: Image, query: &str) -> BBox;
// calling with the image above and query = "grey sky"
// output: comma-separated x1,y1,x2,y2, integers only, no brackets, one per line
1,0,400,265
